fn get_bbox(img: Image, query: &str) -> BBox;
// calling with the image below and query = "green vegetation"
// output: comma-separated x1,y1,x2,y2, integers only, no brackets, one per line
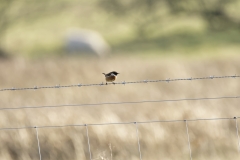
1,0,240,57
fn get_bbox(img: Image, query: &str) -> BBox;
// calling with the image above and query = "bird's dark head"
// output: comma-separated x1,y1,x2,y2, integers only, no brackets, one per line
111,71,119,75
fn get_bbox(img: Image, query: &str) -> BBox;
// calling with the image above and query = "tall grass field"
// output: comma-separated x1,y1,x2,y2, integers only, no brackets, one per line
0,56,240,160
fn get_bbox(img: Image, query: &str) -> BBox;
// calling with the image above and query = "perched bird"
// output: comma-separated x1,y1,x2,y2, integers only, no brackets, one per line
102,71,120,85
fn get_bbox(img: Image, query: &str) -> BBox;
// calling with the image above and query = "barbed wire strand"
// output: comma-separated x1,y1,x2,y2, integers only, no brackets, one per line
35,127,42,160
134,122,142,160
185,120,193,160
1,95,239,111
0,117,239,131
0,75,239,92
235,117,240,152
85,124,92,160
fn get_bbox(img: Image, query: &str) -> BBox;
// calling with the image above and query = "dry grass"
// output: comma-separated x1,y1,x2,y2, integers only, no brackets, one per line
0,56,240,160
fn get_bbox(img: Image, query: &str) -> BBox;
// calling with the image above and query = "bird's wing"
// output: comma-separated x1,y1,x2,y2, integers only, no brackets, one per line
105,72,112,77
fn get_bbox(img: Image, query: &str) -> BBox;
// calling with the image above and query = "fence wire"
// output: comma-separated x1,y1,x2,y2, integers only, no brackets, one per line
0,117,239,131
1,117,239,159
0,74,239,158
135,122,142,160
34,127,42,160
85,124,92,160
0,95,239,111
235,117,240,152
185,120,193,160
0,75,239,92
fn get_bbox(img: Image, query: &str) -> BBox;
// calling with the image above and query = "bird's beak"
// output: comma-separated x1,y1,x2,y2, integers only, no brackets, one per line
102,73,105,75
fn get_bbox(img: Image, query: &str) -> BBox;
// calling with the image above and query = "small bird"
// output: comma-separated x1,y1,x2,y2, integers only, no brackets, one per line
102,71,120,85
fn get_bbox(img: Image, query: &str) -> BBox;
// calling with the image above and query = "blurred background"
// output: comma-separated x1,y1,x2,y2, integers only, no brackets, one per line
0,0,240,160
0,0,240,57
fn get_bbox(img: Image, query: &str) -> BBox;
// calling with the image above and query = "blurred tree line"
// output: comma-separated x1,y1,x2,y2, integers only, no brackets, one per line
0,0,239,57
0,0,70,57
99,0,240,37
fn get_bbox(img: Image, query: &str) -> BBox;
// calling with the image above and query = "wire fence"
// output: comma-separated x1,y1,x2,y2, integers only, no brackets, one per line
0,95,239,111
1,74,240,159
0,117,239,160
1,117,239,130
0,75,239,92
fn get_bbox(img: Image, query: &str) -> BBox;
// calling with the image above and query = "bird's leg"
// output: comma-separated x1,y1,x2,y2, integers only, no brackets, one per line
106,82,108,85
113,82,115,85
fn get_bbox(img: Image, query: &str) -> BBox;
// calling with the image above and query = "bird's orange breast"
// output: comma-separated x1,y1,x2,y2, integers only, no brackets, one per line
106,76,116,82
